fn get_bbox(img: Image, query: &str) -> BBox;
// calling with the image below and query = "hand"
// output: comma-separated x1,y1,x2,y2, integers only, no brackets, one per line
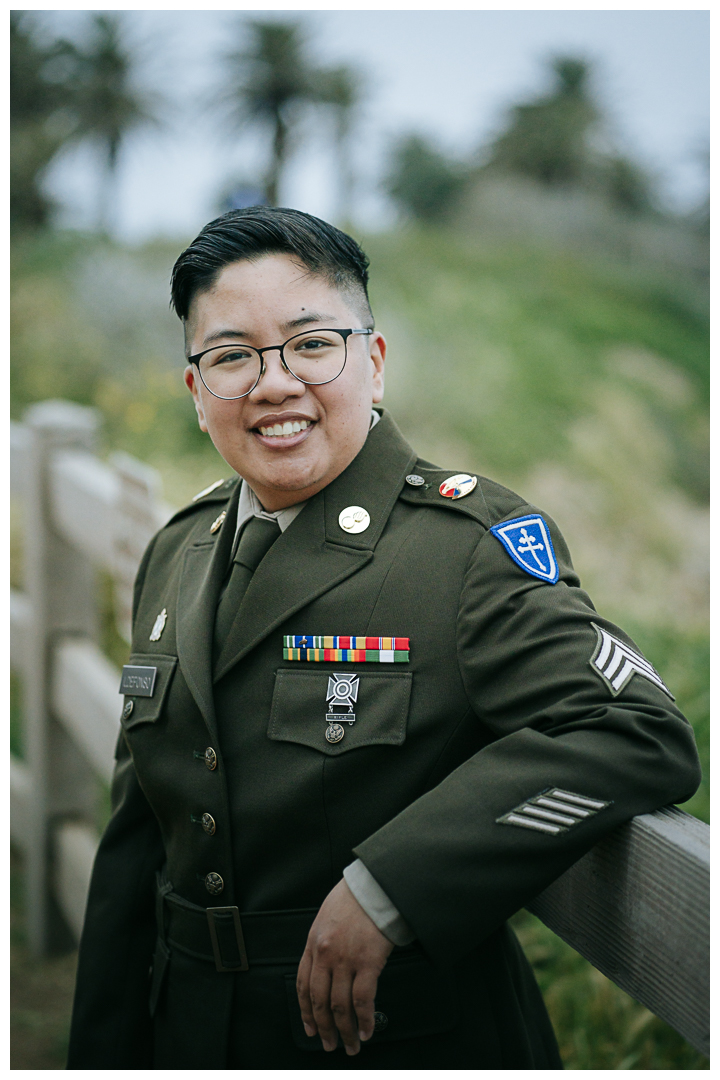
296,878,395,1055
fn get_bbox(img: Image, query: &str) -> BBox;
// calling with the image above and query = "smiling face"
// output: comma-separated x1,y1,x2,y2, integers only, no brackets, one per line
183,254,386,511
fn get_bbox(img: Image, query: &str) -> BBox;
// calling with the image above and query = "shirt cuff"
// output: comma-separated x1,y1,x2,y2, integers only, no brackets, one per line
343,859,416,946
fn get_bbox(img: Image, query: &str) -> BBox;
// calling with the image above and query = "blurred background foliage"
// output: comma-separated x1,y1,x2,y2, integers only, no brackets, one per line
10,9,708,1070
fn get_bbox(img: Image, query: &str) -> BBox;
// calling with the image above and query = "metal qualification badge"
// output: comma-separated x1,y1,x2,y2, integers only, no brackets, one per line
325,673,359,743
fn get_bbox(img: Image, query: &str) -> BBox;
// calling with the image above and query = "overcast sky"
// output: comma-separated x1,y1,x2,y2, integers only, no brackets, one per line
37,9,709,243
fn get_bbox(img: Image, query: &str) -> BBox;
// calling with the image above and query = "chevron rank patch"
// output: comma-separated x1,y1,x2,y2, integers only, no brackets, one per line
590,622,674,699
489,514,559,583
283,635,409,663
497,788,611,835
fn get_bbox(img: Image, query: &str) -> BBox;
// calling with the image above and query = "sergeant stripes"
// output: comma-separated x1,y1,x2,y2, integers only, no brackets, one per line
283,635,409,663
590,622,673,699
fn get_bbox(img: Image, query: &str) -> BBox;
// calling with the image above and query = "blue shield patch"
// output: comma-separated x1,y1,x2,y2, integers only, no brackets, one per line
490,514,559,584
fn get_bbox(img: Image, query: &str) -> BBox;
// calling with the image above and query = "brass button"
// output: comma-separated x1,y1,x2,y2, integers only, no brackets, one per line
201,813,216,836
122,700,134,720
205,747,217,771
373,1011,388,1031
205,872,224,895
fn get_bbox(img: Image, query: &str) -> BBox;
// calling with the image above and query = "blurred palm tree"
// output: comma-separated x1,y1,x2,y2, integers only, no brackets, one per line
487,58,599,187
59,13,159,232
315,66,363,222
484,56,654,212
222,19,361,208
10,12,74,230
385,134,468,224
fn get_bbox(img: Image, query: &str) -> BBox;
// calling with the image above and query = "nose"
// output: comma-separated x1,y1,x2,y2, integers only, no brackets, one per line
247,347,305,403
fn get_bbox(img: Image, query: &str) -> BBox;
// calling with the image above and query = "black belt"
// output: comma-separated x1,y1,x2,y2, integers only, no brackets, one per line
156,874,318,974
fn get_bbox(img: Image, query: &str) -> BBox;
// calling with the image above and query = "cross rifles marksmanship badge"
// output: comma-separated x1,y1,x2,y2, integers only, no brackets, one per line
325,673,360,743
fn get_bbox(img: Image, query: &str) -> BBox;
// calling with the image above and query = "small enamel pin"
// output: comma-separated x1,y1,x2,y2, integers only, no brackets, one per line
439,473,477,499
149,608,167,642
325,673,360,743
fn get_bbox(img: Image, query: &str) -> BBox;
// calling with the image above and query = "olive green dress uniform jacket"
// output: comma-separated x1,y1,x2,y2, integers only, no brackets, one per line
67,411,700,1070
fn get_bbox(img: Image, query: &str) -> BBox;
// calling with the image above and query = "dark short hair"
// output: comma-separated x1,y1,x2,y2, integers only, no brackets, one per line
170,206,373,324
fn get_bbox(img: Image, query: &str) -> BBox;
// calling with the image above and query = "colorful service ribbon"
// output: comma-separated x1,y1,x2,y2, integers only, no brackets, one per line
283,635,409,663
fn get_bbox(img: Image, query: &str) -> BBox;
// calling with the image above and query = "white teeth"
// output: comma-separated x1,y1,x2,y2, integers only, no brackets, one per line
258,420,312,437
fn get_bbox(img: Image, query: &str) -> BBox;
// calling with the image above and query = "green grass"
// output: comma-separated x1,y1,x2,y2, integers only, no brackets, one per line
510,909,708,1069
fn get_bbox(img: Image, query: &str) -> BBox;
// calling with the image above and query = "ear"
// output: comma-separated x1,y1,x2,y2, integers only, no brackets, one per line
184,365,208,432
369,333,386,404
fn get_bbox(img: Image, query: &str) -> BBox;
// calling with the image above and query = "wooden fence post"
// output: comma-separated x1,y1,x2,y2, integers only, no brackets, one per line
22,400,103,956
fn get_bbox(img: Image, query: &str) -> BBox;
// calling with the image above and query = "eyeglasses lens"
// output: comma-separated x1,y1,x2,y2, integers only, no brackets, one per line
198,330,348,399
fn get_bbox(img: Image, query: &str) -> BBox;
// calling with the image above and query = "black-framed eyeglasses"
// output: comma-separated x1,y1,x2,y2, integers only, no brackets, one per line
188,328,373,401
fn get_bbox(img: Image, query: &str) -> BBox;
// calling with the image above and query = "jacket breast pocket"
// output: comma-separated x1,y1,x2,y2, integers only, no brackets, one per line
284,947,459,1049
120,653,178,731
268,668,413,756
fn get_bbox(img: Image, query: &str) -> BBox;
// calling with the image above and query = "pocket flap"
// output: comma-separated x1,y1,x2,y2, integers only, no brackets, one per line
120,653,177,729
284,949,459,1050
268,669,412,756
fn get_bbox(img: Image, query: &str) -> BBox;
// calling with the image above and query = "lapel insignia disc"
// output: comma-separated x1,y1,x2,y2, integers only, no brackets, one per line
590,622,673,699
405,474,425,487
325,673,360,742
339,506,370,534
149,608,167,641
210,510,227,534
284,636,409,662
439,473,477,499
490,514,559,584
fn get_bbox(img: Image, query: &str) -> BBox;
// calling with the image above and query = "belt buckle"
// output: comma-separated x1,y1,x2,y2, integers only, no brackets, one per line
206,905,249,973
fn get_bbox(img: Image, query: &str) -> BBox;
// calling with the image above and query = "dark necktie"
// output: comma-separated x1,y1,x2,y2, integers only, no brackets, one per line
213,516,281,657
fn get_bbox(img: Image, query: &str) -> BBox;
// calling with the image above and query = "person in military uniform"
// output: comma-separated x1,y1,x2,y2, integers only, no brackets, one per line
67,207,700,1069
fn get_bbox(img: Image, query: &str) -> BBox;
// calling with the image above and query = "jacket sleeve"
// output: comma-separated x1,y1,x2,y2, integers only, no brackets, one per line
353,509,702,963
67,533,166,1068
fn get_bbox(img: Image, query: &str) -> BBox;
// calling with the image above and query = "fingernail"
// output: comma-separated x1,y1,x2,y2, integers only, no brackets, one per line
359,1030,371,1041
303,1023,314,1037
322,1040,333,1052
346,1045,360,1056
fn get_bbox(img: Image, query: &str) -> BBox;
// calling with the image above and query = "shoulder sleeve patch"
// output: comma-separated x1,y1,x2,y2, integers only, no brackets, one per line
489,514,559,584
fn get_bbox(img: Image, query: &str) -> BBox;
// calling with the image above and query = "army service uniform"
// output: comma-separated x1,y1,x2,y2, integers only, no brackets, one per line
67,411,700,1069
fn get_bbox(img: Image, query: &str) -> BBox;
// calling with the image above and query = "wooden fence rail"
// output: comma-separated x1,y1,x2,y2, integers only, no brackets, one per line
9,399,709,1058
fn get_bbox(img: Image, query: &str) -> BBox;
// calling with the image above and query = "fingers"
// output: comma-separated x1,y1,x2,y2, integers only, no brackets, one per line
308,963,338,1052
296,954,375,1056
330,971,360,1056
296,948,317,1039
351,968,378,1043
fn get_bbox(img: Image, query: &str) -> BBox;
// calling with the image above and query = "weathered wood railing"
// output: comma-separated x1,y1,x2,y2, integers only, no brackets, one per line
9,399,709,1057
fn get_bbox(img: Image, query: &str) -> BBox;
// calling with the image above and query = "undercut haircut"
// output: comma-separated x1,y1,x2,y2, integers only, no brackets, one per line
170,206,374,327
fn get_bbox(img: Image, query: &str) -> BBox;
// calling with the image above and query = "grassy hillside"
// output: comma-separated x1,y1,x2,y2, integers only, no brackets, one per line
11,226,708,1068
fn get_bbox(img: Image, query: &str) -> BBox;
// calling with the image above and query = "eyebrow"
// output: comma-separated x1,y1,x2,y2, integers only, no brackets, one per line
197,312,340,350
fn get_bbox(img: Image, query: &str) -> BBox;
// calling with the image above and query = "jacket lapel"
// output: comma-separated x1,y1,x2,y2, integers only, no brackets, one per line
176,480,240,736
213,413,417,682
